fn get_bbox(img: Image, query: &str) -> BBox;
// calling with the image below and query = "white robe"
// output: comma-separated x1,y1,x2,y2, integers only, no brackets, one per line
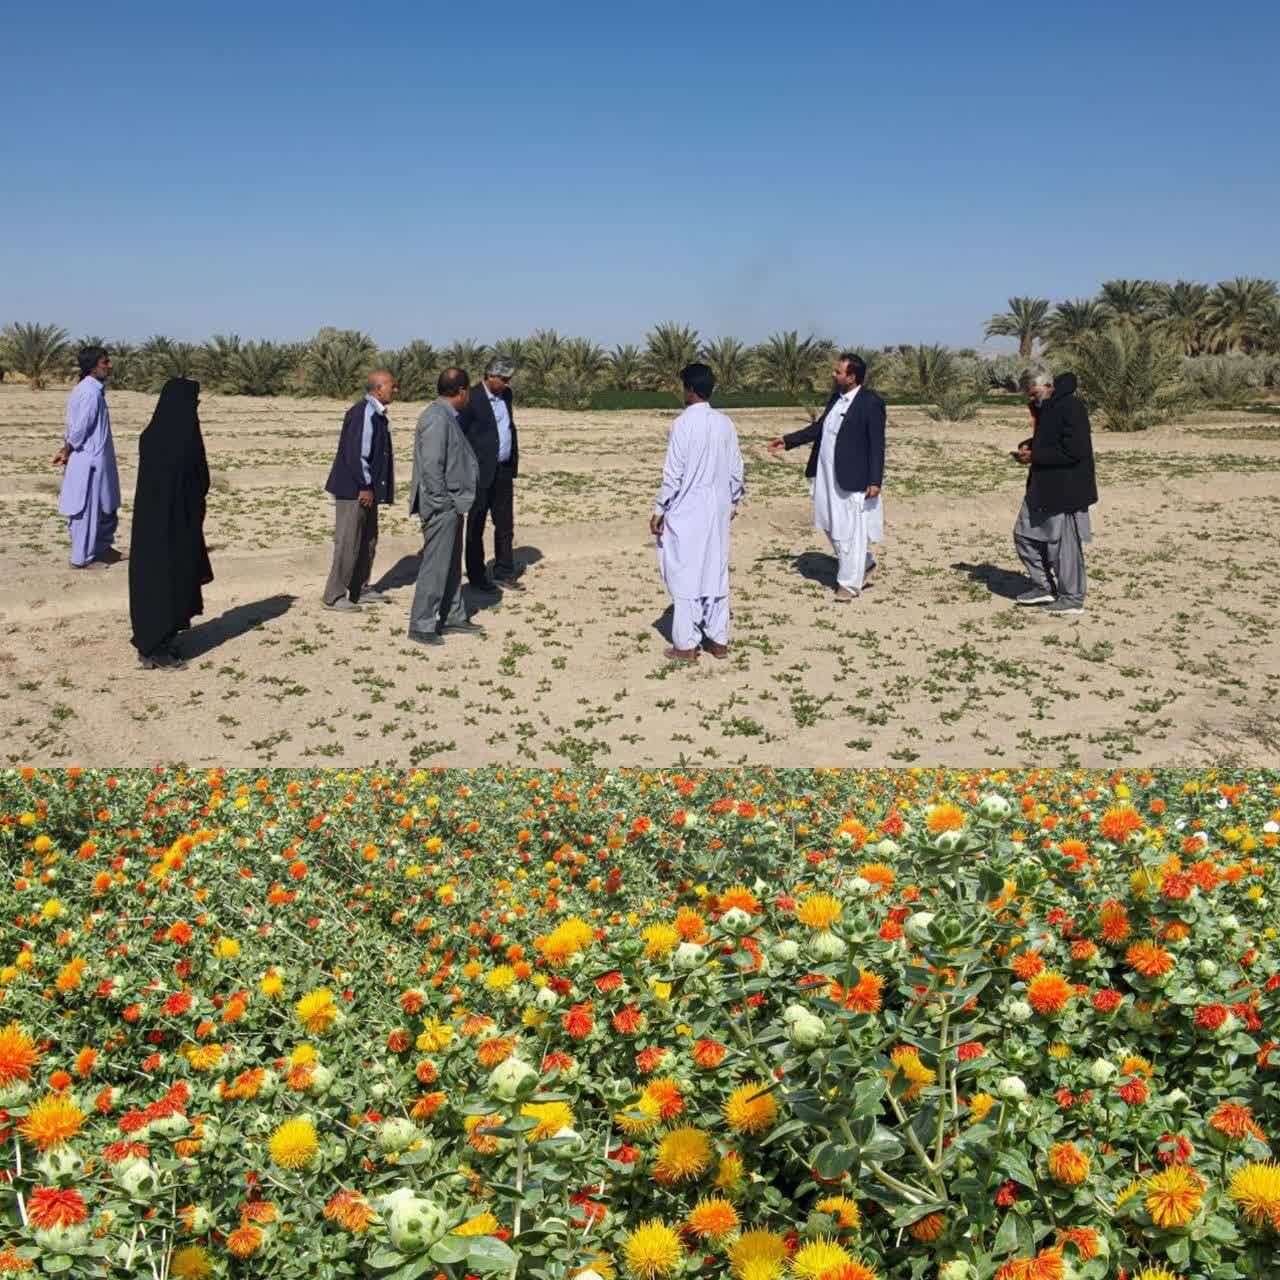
654,402,745,600
811,392,881,589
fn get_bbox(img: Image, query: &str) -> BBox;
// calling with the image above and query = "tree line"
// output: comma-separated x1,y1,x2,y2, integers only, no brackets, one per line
3,275,1278,433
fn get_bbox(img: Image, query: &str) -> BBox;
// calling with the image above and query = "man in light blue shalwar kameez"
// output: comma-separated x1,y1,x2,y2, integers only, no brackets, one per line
54,346,121,569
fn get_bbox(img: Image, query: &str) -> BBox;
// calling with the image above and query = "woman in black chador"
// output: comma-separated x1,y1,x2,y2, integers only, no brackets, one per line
128,378,213,670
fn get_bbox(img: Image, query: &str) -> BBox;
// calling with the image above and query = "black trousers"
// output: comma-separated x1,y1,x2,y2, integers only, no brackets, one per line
465,463,515,583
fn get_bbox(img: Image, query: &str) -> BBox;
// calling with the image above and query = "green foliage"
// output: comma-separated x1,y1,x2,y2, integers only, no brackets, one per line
136,336,199,391
1156,280,1212,356
520,329,566,392
382,340,439,401
607,342,643,391
702,336,749,393
1046,299,1109,349
643,321,701,395
983,296,1049,359
233,340,298,396
1098,278,1162,327
752,330,832,403
195,333,243,393
1183,355,1265,408
0,321,71,389
441,338,490,379
1204,276,1279,354
1070,324,1186,431
303,328,378,399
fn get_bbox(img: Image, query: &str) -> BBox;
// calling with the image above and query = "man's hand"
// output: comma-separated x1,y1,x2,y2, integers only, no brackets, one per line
1015,444,1032,466
649,513,664,537
865,485,881,499
52,445,70,467
766,437,785,455
358,488,374,509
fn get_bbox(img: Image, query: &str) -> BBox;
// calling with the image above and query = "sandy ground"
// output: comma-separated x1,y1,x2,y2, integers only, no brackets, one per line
2,384,1279,766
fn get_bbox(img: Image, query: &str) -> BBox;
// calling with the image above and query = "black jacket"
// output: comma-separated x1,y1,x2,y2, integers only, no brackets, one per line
325,399,394,504
783,385,886,493
1021,373,1097,514
457,384,518,489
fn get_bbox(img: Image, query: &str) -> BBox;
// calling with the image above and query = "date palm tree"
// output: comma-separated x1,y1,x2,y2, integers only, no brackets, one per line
1046,299,1108,349
607,343,643,391
0,322,71,389
701,336,748,393
1155,281,1211,356
1071,325,1185,431
1097,279,1161,328
911,343,960,402
441,339,490,379
1203,276,1278,353
752,330,829,401
302,328,378,399
196,333,243,393
522,329,565,391
550,338,609,409
137,336,199,391
983,297,1049,359
234,340,294,396
382,339,439,400
642,322,700,395
489,338,527,376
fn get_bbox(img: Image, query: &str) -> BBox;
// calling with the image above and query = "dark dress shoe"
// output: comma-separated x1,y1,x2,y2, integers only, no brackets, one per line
138,650,187,671
470,578,501,594
441,620,485,635
493,573,524,591
407,629,443,646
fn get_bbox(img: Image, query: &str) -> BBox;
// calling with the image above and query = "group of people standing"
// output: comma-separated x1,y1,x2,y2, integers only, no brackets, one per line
53,348,212,670
320,358,522,645
49,342,1097,673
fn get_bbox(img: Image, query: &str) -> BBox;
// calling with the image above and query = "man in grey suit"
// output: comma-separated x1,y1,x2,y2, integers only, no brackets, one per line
407,368,482,646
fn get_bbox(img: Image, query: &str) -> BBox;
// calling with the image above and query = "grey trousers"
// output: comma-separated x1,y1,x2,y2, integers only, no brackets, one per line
323,499,378,605
409,509,468,636
1013,499,1090,606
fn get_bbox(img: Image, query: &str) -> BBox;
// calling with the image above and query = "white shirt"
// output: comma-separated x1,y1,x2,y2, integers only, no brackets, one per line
823,384,859,437
360,394,388,486
488,389,513,464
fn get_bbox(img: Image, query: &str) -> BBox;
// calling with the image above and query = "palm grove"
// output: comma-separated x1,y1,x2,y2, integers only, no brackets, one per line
3,276,1277,432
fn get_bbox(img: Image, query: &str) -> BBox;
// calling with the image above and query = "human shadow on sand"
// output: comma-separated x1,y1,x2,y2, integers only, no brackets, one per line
792,551,840,588
178,594,296,659
951,561,1030,600
371,546,545,613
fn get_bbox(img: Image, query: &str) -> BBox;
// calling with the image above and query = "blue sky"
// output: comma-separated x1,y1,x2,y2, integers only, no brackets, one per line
4,0,1276,349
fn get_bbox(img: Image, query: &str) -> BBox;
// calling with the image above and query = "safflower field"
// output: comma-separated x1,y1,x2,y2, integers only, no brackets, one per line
1,768,1278,1280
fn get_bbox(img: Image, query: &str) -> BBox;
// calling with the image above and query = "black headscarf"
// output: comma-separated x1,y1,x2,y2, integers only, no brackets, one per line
128,378,214,656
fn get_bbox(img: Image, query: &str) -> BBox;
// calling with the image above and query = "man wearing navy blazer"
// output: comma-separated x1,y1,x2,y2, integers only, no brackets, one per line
768,353,886,600
458,356,521,593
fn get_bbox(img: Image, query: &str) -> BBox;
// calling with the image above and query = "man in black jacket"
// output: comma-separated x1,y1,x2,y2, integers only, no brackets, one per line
322,369,398,611
1013,368,1097,616
768,353,886,600
458,356,520,593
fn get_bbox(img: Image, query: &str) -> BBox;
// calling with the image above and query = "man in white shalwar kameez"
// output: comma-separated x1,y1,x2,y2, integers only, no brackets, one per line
769,353,886,601
650,363,745,662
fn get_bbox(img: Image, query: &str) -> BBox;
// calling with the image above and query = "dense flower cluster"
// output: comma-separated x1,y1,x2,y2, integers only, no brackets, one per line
0,767,1277,1280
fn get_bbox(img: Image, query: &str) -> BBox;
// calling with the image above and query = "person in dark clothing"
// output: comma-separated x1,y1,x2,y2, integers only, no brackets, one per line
1012,368,1097,616
128,378,213,670
457,356,521,592
322,369,398,610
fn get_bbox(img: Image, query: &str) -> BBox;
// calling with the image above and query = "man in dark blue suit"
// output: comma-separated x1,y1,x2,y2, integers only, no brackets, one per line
768,353,886,600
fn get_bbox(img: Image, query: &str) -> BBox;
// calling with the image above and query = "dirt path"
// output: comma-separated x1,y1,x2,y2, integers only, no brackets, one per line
3,387,1278,765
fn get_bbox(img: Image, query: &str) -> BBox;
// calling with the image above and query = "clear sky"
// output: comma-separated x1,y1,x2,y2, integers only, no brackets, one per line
4,0,1276,350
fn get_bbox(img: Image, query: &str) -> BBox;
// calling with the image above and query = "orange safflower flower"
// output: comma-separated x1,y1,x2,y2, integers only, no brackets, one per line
225,1225,263,1258
1098,900,1130,944
25,1188,87,1230
684,1196,739,1240
692,1039,726,1069
0,1024,41,1088
926,803,964,834
1055,1227,1098,1261
1047,1141,1090,1186
718,887,760,914
907,1212,945,1242
1209,1102,1266,1142
1026,973,1074,1016
1011,951,1045,981
1098,805,1143,841
1126,940,1174,978
18,1092,85,1150
1144,1165,1204,1228
844,971,884,1015
476,1036,516,1068
855,863,896,893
